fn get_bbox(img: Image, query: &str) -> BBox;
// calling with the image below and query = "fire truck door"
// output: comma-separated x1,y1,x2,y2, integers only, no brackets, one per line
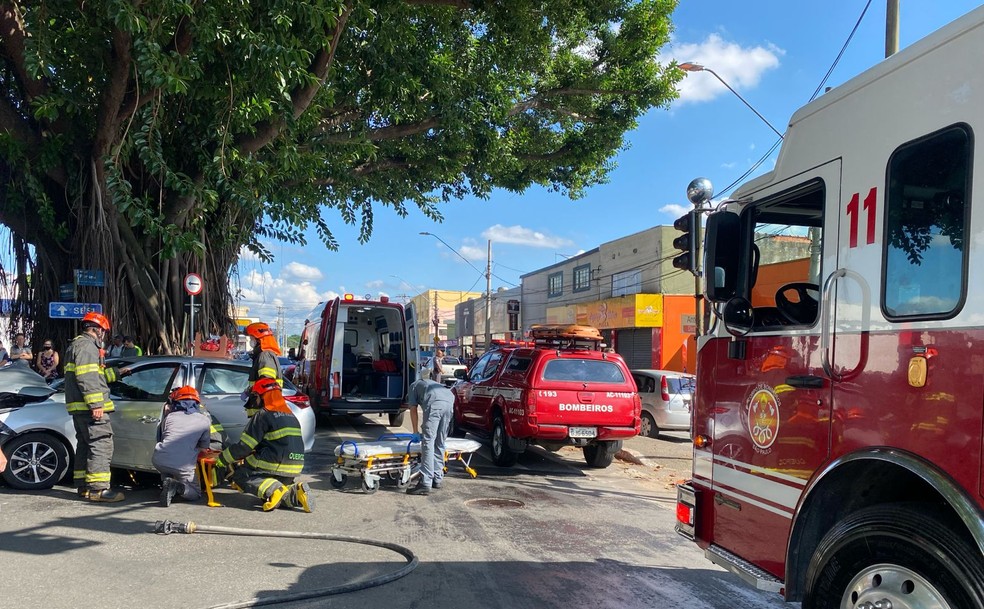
707,162,839,576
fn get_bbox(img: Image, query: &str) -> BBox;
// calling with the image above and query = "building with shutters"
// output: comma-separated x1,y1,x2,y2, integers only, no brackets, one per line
519,225,699,373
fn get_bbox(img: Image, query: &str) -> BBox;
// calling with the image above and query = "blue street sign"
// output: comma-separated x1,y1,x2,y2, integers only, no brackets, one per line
75,269,105,287
49,302,102,319
59,283,75,300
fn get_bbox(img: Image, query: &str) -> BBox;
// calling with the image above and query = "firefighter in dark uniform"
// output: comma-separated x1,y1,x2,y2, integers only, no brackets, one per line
244,322,282,417
215,378,312,512
64,311,131,502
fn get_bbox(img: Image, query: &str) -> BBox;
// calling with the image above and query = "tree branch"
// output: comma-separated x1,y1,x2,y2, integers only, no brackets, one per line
319,117,441,143
0,3,46,102
403,0,473,8
236,2,354,154
508,87,638,116
93,26,133,158
295,158,412,187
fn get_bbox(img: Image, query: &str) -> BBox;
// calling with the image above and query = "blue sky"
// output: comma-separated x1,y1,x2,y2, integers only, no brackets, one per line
235,1,984,334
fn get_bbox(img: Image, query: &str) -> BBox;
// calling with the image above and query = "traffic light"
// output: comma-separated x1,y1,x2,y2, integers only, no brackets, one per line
672,210,699,274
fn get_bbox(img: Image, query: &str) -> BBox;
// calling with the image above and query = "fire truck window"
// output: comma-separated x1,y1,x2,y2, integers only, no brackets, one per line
748,182,824,328
884,124,970,319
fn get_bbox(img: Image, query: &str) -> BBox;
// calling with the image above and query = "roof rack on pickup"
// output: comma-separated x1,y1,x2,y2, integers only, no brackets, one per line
529,324,605,351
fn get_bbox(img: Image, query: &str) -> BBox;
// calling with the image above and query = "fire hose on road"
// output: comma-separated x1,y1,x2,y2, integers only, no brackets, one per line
154,520,419,609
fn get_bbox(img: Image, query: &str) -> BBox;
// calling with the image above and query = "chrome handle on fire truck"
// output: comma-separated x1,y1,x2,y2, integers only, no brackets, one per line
820,268,846,381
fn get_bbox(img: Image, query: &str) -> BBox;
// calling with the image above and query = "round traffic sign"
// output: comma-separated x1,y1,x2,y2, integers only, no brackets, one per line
184,273,203,296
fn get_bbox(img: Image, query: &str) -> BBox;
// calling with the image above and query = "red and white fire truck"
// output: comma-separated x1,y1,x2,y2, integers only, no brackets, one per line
676,7,984,609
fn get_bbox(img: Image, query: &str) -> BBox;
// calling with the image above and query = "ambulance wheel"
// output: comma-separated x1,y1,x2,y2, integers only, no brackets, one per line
490,415,519,467
640,412,659,439
583,440,621,468
804,503,984,609
388,411,405,427
329,473,347,489
361,479,379,494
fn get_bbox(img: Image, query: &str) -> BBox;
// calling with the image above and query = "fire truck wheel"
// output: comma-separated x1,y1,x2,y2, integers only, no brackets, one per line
805,502,984,609
490,415,519,467
640,412,659,439
583,440,621,468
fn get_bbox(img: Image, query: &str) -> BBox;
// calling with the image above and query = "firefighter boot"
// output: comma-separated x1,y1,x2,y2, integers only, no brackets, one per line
262,485,288,512
284,482,313,513
160,478,178,507
87,489,126,503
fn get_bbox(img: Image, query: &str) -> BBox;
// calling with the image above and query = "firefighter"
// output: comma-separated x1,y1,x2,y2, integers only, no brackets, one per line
215,378,312,512
153,386,212,506
64,311,131,502
243,322,283,417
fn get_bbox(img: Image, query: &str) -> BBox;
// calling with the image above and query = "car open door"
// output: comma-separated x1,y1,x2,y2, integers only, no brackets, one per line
404,301,419,390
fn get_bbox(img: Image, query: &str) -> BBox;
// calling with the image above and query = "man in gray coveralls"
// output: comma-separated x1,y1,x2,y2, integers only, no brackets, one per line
404,367,454,496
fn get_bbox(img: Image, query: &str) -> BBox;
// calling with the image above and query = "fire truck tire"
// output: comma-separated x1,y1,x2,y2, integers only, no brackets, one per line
583,440,621,468
640,412,659,438
805,502,984,609
388,411,406,427
490,415,519,467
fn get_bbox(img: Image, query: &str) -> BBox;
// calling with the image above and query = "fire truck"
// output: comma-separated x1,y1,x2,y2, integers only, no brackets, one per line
675,7,984,609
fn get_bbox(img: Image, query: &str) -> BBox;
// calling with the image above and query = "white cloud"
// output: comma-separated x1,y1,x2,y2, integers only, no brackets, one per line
458,243,487,261
233,268,338,334
482,224,574,249
669,34,783,105
366,279,384,289
660,203,691,217
282,261,323,282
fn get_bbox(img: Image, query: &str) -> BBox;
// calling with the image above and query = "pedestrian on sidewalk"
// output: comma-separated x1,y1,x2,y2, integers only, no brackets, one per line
404,367,454,496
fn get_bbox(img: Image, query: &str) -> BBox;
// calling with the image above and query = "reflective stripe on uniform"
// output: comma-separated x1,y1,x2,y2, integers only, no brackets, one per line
257,478,280,499
84,392,104,404
73,363,101,375
257,367,277,378
73,469,86,481
263,427,302,442
240,433,259,449
85,472,111,483
105,368,117,383
245,456,302,475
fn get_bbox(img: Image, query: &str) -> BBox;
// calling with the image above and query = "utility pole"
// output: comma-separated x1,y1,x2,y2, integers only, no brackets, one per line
886,0,900,58
484,239,492,352
432,291,440,347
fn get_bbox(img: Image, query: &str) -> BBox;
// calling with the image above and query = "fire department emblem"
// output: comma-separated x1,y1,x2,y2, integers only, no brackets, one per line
746,386,780,451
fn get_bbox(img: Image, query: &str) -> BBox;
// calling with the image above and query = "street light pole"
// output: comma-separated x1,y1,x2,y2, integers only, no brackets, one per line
485,239,492,351
678,62,784,139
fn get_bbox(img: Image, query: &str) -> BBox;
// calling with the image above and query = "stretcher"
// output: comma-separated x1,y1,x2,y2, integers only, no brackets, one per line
330,433,482,494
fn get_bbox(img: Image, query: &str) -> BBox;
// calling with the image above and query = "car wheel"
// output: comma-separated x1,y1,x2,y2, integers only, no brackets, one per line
2,432,70,490
582,440,621,468
449,413,467,438
804,502,984,609
640,412,659,439
490,415,519,467
387,411,406,427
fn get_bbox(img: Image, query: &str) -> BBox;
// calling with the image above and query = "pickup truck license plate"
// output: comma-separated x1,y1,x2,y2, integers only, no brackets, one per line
569,426,597,438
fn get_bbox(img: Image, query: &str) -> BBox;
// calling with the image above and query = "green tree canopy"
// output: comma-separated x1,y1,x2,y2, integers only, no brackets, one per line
0,0,681,352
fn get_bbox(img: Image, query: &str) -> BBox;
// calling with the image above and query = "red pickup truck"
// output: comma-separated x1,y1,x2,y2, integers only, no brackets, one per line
450,326,641,468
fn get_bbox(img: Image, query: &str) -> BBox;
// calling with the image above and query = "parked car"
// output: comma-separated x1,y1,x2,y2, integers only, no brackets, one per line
278,356,297,382
422,355,468,386
0,356,316,490
630,369,695,438
451,325,641,468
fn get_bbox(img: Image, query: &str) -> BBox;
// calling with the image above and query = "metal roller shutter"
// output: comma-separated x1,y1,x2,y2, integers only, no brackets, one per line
617,328,654,370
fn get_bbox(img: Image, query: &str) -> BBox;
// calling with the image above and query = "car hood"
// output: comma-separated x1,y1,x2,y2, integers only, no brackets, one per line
0,362,57,408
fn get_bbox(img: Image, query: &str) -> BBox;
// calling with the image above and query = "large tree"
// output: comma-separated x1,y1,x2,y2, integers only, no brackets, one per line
0,0,681,352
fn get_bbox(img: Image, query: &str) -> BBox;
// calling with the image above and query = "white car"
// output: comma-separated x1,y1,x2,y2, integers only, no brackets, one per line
0,357,316,490
423,355,468,386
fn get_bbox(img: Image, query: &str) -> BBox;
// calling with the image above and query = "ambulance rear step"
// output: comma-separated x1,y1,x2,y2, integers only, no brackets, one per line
706,544,784,594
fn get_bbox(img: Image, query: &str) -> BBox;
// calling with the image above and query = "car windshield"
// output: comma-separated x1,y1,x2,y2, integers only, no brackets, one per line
442,357,462,365
542,359,626,383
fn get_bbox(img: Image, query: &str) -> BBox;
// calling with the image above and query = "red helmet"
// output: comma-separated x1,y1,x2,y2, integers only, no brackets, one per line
245,322,273,340
251,377,280,396
169,385,201,402
82,312,111,331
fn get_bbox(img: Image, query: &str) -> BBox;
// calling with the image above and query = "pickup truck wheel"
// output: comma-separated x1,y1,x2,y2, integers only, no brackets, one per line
804,503,984,609
582,440,621,468
640,412,659,438
387,411,406,427
2,432,70,490
490,415,519,467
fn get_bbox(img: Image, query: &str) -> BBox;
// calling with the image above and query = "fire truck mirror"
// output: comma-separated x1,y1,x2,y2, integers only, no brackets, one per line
722,297,754,337
704,211,741,303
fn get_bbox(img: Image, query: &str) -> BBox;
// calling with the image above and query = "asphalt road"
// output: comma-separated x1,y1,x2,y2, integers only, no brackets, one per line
0,416,790,609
